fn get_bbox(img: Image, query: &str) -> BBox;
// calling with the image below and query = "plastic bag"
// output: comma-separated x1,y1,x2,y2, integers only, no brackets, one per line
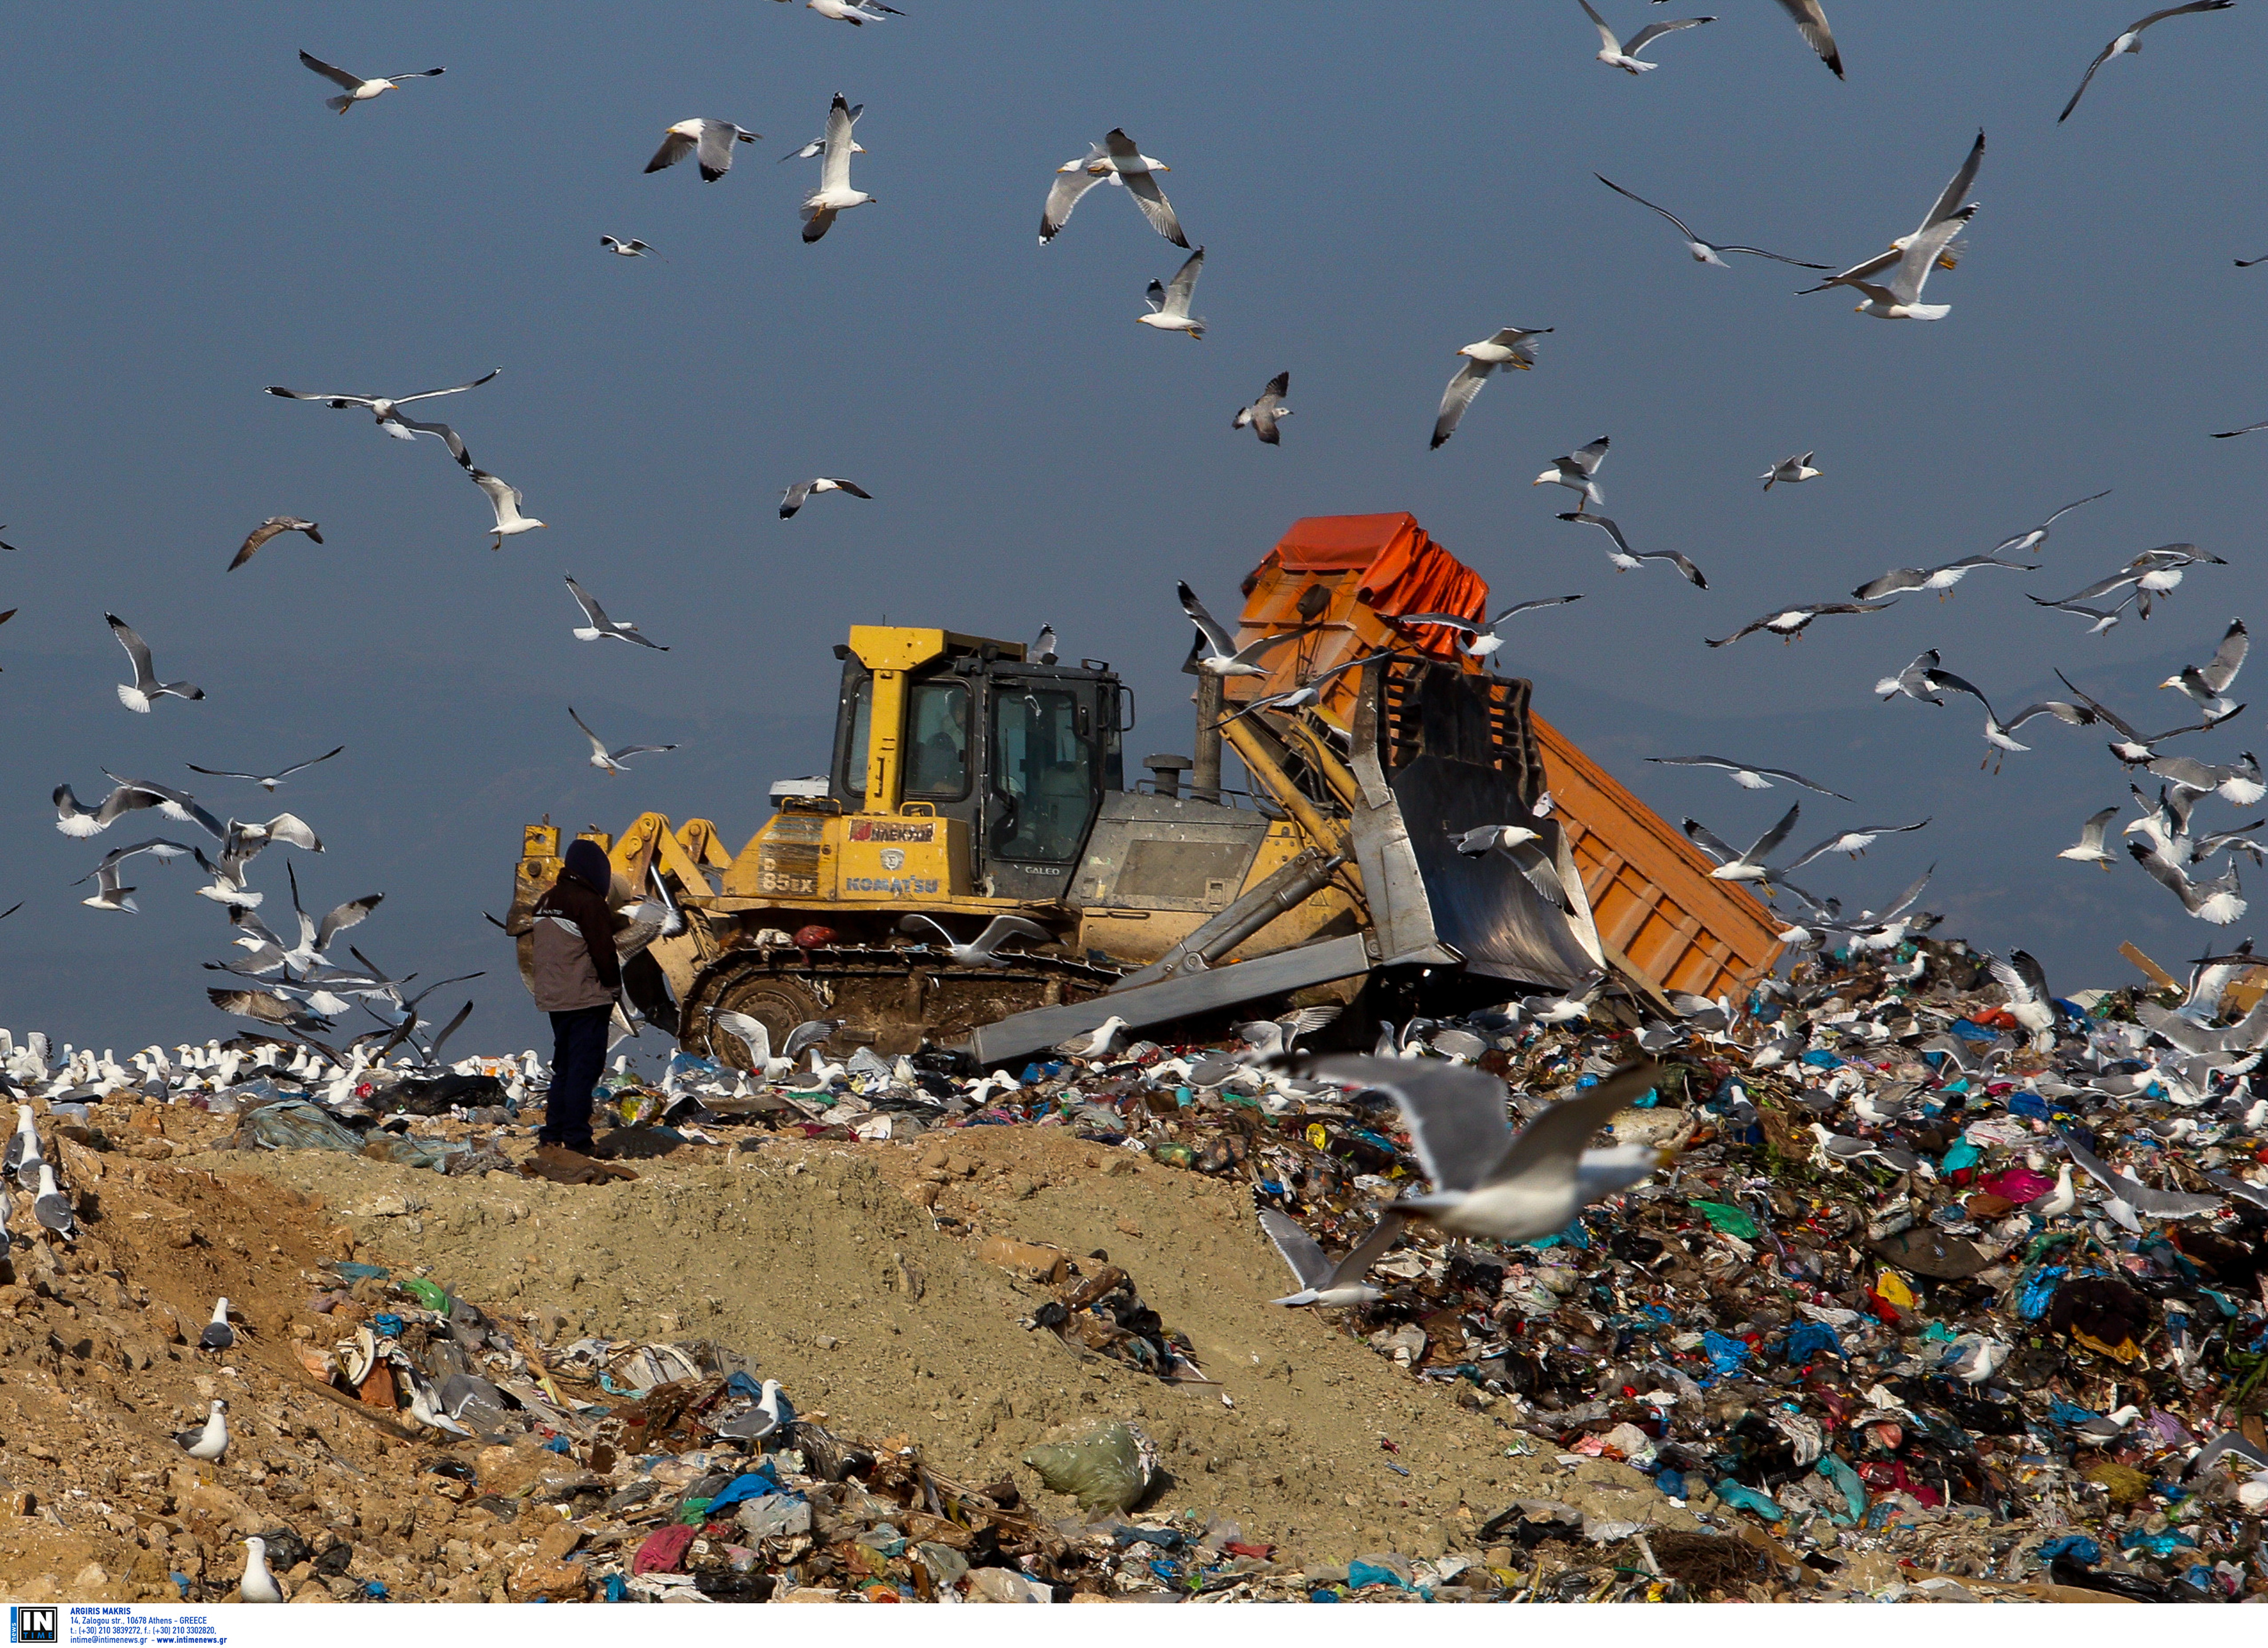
1022,1421,1157,1517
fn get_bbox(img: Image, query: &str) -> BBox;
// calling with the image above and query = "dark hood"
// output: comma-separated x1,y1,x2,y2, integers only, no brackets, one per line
561,838,613,895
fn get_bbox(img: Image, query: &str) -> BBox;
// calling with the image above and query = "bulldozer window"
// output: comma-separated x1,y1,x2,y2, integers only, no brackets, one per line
991,687,1095,863
904,680,971,799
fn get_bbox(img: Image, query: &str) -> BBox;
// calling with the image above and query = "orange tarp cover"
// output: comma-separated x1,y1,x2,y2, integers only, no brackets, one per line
1257,513,1489,663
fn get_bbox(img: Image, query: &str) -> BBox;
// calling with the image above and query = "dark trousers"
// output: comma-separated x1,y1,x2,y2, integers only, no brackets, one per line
544,1004,612,1150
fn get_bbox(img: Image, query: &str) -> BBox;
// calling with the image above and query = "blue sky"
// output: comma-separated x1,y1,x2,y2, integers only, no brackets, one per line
4,2,2264,1054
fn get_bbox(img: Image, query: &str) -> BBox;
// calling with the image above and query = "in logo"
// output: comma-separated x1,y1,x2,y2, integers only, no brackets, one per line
11,1607,57,1644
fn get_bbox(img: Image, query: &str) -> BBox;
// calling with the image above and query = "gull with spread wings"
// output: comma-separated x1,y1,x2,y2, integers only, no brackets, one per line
263,368,496,466
1557,512,1707,587
1430,328,1551,449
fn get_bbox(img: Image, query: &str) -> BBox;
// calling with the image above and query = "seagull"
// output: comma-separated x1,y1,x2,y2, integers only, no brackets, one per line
779,477,871,518
800,93,874,243
1031,624,1058,664
2059,3,2236,122
570,707,677,775
297,51,443,115
1138,246,1206,338
1451,825,1572,910
897,912,1055,968
200,1296,236,1353
2162,618,2247,720
4,1107,38,1189
805,0,905,23
1837,204,1974,319
1397,597,1584,661
1430,328,1551,449
282,864,382,970
1775,818,1928,866
106,614,202,713
186,747,345,792
1740,0,1843,79
2058,805,2122,868
208,987,334,1034
192,813,321,908
1236,1007,1343,1061
1217,653,1399,724
238,1538,282,1605
28,1160,72,1240
598,236,656,258
1302,1059,1666,1243
469,467,544,549
1040,129,1188,247
2027,590,2139,634
1761,452,1823,488
176,1400,228,1462
1258,1211,1406,1308
2148,750,2265,806
1853,554,2034,601
1936,1334,2012,1385
2059,1128,2226,1223
76,838,193,914
1595,175,1827,268
2211,415,2268,438
782,102,866,164
715,1378,794,1441
1232,372,1292,444
263,368,496,464
1875,649,1945,704
1577,1,1714,72
227,517,321,572
646,120,760,181
1684,803,1800,884
53,777,212,839
1804,130,1983,300
564,577,667,650
1533,436,1610,509
1706,601,1894,648
2131,840,2247,925
711,1011,797,1081
1990,949,2057,1047
1991,489,2112,554
1923,667,2094,758
1058,1016,1130,1060
1645,757,1848,799
1178,582,1313,678
1556,512,1707,587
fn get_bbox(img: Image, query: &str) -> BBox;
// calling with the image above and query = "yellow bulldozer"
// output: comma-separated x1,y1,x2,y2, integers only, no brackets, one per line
511,513,1782,1068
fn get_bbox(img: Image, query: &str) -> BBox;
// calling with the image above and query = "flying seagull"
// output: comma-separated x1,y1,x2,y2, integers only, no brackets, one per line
1923,666,2095,758
2029,590,2140,634
646,120,760,181
1258,1210,1407,1307
2058,805,2122,869
2161,618,2247,720
598,236,656,258
54,774,222,840
469,467,544,548
1040,130,1187,247
186,747,345,791
297,51,443,115
1804,130,1983,299
263,367,496,464
1837,204,1975,319
2211,415,2268,438
1430,328,1551,449
1578,1,1715,73
1706,601,1894,648
1398,596,1584,661
1216,652,1404,726
1761,452,1823,488
1232,372,1292,443
564,576,667,650
106,614,203,713
1138,246,1206,338
1595,175,1828,270
1178,581,1314,679
800,93,875,243
1991,488,2112,554
804,0,905,22
76,838,193,914
1853,553,2034,601
227,517,321,572
1780,819,1930,870
1534,435,1610,508
779,477,871,518
570,707,676,775
1723,0,1844,79
1451,825,1572,911
1302,1058,1668,1243
2058,3,2236,123
1646,756,1848,799
896,912,1055,968
1876,649,1944,703
1557,512,1707,587
2130,840,2246,925
1684,803,1801,884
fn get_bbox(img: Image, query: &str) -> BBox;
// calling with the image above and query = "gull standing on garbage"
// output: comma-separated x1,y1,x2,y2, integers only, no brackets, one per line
238,1538,281,1603
1258,1211,1407,1307
1137,247,1206,338
1534,436,1610,509
569,707,677,775
2058,3,2236,123
297,51,444,114
1761,453,1823,489
645,119,760,181
1058,1016,1130,1060
1646,756,1848,799
1430,328,1551,449
1303,1060,1666,1243
186,746,345,792
469,467,544,549
227,517,321,572
1595,175,1828,268
1557,512,1708,587
564,577,668,650
106,614,202,713
263,368,496,464
1232,372,1292,444
1576,2,1714,74
800,93,874,243
716,1378,794,1441
1040,130,1187,247
779,477,871,518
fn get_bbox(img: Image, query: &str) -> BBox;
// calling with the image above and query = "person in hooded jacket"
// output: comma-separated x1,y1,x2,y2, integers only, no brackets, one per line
526,838,621,1155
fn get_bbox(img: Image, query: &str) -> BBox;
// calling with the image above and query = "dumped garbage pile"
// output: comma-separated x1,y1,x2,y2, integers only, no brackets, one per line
6,922,2268,1603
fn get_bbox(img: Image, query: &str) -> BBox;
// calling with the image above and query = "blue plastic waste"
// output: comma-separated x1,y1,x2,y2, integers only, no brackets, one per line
335,1262,391,1282
1940,1140,1981,1174
2017,1266,2066,1321
1655,1468,1688,1501
2036,1535,2101,1567
1702,1331,1751,1376
724,1371,764,1400
372,1313,404,1339
1781,1322,1842,1364
1310,1588,1342,1603
1712,1480,1787,1523
601,1574,627,1602
1814,1455,1867,1525
1346,1559,1410,1591
541,1434,573,1455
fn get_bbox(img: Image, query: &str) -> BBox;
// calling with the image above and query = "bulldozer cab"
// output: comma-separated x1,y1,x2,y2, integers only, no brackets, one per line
827,626,1125,901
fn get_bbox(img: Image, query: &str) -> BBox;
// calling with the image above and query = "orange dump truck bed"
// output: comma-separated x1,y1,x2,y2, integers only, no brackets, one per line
1229,512,1781,1003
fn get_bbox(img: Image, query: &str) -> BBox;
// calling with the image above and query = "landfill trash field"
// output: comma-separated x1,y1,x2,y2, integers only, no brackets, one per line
3,926,2266,1608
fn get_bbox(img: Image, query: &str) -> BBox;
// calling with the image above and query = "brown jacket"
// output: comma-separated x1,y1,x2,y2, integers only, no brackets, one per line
528,859,621,1012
